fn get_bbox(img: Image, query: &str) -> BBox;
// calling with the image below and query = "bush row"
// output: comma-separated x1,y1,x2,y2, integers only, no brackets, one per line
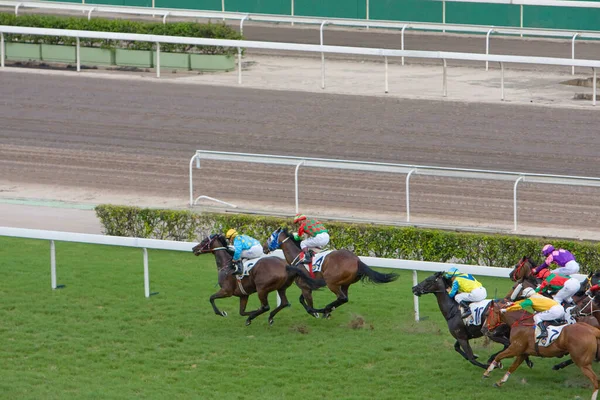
94,205,600,272
0,12,242,55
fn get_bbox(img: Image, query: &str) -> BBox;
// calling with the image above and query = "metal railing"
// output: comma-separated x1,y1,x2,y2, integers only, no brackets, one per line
2,25,600,104
2,1,600,75
189,151,600,232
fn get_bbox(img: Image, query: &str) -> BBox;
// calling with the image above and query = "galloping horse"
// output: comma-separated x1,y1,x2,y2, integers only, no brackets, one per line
412,271,531,369
265,228,398,318
484,299,600,400
192,233,326,326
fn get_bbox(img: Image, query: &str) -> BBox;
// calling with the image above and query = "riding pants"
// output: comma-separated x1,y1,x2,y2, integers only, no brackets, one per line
454,286,487,304
553,260,580,276
240,244,264,260
533,305,565,324
300,232,330,250
553,278,580,304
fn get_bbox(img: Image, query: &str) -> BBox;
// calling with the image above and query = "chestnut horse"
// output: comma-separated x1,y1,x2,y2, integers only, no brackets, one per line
484,299,600,400
192,233,325,326
265,228,398,318
412,271,531,369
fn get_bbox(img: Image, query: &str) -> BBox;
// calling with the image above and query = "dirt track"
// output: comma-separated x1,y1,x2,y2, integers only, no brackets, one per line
1,69,599,236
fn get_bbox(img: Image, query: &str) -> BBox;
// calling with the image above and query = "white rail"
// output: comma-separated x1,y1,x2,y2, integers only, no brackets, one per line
1,25,599,104
2,1,600,76
189,151,600,231
0,226,515,321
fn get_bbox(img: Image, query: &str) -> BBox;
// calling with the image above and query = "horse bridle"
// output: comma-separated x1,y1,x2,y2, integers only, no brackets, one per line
198,234,229,254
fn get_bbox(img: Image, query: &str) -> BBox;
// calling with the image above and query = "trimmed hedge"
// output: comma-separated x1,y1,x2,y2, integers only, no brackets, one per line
0,12,242,55
95,204,600,271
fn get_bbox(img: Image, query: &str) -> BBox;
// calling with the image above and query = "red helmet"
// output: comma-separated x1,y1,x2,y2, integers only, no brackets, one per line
293,214,307,224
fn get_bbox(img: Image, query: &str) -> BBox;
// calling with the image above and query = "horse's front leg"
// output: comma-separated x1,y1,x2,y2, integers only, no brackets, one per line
210,288,233,317
483,343,521,378
245,290,271,326
494,355,526,387
454,338,488,369
299,288,319,318
238,296,251,316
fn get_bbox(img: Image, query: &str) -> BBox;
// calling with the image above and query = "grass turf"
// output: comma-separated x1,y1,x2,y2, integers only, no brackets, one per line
0,236,594,400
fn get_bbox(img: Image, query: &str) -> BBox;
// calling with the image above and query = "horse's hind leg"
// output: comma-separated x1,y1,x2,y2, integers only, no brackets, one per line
238,296,251,316
314,284,349,318
245,290,271,326
553,358,573,370
577,364,599,400
268,289,291,325
299,289,319,318
494,355,526,387
454,339,487,369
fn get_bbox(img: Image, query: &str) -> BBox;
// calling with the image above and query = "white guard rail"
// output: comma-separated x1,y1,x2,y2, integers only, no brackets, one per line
0,226,519,321
1,25,600,104
1,1,600,76
189,150,600,232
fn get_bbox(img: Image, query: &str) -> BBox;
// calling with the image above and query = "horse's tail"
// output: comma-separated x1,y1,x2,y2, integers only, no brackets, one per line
286,265,326,290
357,260,399,284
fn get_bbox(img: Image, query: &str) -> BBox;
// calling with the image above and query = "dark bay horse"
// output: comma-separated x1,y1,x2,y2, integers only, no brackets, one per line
192,233,326,326
484,300,600,400
264,228,398,318
412,271,529,369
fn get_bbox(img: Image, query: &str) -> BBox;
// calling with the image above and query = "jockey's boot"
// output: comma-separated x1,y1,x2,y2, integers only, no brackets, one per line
232,260,244,275
536,322,548,339
459,301,472,318
299,248,313,264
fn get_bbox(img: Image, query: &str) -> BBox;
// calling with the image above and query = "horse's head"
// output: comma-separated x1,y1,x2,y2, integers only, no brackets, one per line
192,233,229,256
486,299,508,332
412,271,448,297
509,256,535,282
265,228,284,253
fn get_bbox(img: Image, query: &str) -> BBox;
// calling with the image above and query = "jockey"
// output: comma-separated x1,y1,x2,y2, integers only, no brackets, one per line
225,229,264,275
444,267,487,319
292,214,329,265
535,272,580,308
533,244,580,276
503,287,564,339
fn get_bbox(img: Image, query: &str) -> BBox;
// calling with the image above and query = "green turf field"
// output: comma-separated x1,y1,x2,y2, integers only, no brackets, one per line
0,236,595,400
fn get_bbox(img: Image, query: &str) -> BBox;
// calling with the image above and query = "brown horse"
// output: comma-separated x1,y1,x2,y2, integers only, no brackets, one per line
484,299,600,400
192,233,326,326
264,228,398,318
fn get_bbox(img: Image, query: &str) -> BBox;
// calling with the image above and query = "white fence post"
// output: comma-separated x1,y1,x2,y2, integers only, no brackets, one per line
401,24,407,66
384,56,388,93
143,248,150,298
76,37,80,72
320,20,327,90
486,28,494,71
238,15,248,85
442,58,447,97
291,0,294,26
520,4,523,37
1,32,4,68
594,68,597,106
156,42,160,78
572,33,578,75
513,176,524,231
366,0,370,30
294,161,304,213
413,270,420,321
50,240,57,289
442,0,446,33
500,61,504,100
406,169,415,222
87,7,94,20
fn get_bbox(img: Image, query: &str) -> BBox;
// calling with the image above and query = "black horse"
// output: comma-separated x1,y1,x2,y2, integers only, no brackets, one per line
412,271,533,369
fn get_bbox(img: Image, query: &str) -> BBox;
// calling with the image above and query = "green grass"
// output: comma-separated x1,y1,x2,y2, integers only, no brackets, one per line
0,236,595,400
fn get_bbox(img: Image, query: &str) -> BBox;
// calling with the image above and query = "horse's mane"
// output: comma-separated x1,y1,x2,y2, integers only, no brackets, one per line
280,228,302,249
213,233,234,257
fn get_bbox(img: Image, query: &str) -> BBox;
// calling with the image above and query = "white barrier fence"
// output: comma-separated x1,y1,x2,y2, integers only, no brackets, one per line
189,150,600,232
2,0,600,76
1,26,600,103
1,226,515,321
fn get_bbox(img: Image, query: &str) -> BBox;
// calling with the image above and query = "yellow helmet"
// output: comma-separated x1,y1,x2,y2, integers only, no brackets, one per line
225,229,238,240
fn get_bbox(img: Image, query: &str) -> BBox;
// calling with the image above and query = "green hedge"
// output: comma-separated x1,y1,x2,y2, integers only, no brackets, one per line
0,13,242,55
95,204,600,271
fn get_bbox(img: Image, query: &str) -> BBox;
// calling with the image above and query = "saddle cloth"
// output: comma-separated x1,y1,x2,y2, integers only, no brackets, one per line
237,257,262,279
463,299,492,326
303,250,334,273
535,324,567,347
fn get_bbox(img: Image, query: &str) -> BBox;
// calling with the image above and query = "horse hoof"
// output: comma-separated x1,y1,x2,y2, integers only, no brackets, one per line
221,311,228,317
482,374,490,379
268,318,274,326
312,312,320,319
493,382,502,388
497,362,503,370
245,319,252,326
324,313,331,319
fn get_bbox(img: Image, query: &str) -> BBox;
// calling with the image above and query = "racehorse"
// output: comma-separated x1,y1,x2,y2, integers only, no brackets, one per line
264,228,398,318
192,233,326,326
411,271,531,369
484,299,600,400
507,256,599,370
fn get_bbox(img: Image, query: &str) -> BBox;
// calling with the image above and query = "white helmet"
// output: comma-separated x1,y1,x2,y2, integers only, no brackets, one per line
521,287,536,298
